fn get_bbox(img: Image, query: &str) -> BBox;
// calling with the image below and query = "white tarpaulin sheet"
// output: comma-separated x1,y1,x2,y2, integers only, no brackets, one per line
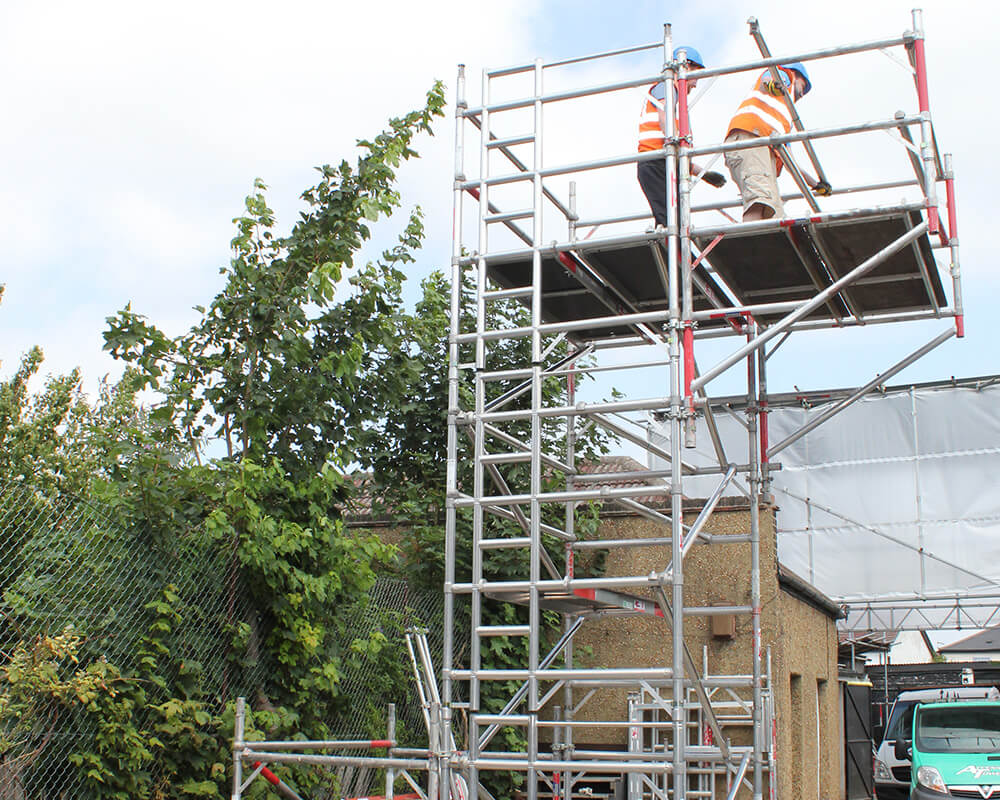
648,380,1000,618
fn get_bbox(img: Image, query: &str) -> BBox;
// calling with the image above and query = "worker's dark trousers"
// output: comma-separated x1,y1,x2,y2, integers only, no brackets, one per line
637,159,668,228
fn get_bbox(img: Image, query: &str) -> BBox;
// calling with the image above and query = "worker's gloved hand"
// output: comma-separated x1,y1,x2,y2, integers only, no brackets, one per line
813,180,833,197
702,170,727,188
764,80,785,97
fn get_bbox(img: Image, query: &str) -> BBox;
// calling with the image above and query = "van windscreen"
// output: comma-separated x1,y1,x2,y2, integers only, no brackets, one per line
915,706,1000,754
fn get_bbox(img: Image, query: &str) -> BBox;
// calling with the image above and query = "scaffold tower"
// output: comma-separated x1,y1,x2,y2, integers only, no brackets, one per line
442,9,961,800
231,9,963,800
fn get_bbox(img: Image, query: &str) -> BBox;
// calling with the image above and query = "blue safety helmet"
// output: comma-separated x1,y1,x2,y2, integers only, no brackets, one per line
782,61,812,96
673,46,705,69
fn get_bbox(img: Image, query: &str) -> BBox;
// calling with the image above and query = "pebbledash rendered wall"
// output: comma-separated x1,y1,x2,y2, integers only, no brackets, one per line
564,499,841,800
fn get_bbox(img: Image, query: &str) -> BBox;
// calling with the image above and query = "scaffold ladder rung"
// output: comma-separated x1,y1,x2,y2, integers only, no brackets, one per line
481,452,533,464
485,286,533,300
477,625,531,637
487,133,535,149
479,536,532,549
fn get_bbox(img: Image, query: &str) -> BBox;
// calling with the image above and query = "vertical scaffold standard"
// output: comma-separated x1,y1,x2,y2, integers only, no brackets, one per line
443,8,961,800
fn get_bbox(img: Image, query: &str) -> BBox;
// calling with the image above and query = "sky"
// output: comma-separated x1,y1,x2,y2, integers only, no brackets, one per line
2,0,995,414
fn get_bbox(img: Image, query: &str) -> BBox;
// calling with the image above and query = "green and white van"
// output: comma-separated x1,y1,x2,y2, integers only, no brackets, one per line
896,700,1000,799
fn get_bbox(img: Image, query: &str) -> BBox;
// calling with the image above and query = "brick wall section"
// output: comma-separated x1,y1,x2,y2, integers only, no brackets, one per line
561,502,841,800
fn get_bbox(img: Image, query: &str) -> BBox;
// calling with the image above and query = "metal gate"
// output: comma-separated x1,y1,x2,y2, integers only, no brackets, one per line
842,678,874,800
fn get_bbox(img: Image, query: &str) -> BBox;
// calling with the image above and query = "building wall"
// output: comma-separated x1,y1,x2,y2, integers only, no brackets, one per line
775,580,840,800
562,502,840,800
942,651,998,662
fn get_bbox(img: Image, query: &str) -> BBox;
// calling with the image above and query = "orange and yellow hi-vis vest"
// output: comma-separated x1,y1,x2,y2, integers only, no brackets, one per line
638,84,667,153
727,68,796,172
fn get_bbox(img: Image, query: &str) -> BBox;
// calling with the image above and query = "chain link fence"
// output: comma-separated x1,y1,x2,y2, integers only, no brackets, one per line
329,577,464,743
0,477,451,799
0,477,265,797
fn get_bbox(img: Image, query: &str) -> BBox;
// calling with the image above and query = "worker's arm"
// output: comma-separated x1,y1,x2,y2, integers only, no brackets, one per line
693,162,726,187
800,169,832,196
658,106,725,188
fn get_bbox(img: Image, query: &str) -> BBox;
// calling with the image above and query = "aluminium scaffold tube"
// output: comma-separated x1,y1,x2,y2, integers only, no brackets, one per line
232,696,245,800
456,113,922,194
241,752,431,771
487,39,660,78
662,29,690,800
527,56,546,800
455,197,925,276
561,358,576,800
749,18,829,187
248,740,395,751
910,9,940,236
849,605,1000,633
944,152,964,336
747,324,764,800
466,32,908,118
571,177,921,228
676,52,697,451
467,752,759,773
250,762,307,800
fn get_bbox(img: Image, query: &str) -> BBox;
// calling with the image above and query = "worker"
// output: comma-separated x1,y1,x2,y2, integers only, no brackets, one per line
637,46,726,229
724,61,831,221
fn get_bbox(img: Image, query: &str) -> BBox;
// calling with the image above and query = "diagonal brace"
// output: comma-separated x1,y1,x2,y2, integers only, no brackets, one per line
691,222,928,392
768,327,955,459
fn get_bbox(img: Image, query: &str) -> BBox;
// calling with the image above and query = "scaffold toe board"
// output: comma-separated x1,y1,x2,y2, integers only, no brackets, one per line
484,586,667,617
485,237,734,339
691,210,947,322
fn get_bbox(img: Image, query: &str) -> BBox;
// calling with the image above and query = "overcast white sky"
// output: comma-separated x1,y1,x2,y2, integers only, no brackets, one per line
2,0,994,408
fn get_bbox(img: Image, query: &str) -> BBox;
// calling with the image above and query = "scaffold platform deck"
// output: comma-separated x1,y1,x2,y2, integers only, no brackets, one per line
485,237,734,339
691,209,947,322
486,209,946,339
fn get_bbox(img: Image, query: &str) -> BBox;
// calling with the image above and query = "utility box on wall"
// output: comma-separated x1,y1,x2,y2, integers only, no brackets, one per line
711,612,737,639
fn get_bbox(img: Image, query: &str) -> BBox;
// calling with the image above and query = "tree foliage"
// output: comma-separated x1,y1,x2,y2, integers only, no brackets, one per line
98,81,447,732
3,84,448,797
105,84,445,480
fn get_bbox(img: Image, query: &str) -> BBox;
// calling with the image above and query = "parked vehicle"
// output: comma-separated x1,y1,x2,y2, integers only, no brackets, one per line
874,686,1000,799
895,699,1000,798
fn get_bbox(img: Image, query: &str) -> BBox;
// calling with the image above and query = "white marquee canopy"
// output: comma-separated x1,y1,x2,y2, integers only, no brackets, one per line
649,377,1000,631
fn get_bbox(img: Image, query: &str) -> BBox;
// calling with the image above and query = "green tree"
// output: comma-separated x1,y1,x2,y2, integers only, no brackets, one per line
99,82,446,731
2,82,448,797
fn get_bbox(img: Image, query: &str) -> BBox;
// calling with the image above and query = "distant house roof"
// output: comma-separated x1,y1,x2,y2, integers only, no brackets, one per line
581,455,646,474
939,626,1000,653
573,455,752,512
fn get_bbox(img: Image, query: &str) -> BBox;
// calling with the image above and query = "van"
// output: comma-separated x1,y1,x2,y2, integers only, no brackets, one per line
896,699,1000,799
875,687,1000,799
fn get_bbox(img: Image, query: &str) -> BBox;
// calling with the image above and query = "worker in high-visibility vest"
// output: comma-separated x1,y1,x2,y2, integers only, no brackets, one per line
724,62,831,221
637,46,726,228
